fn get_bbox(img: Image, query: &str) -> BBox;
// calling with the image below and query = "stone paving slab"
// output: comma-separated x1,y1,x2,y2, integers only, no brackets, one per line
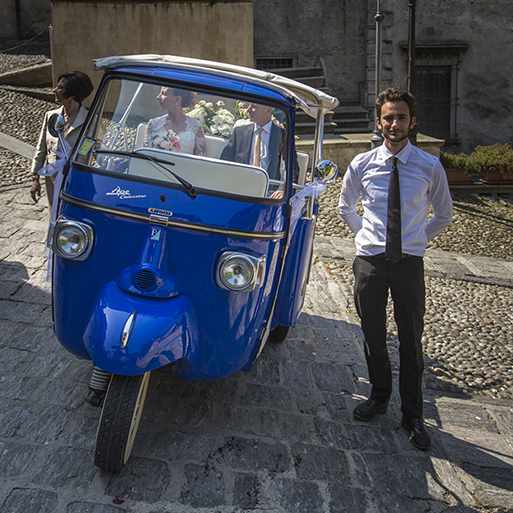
1,186,513,513
315,236,513,288
0,131,35,160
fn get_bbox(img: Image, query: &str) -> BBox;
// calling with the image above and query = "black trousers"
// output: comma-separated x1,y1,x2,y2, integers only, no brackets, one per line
353,254,425,419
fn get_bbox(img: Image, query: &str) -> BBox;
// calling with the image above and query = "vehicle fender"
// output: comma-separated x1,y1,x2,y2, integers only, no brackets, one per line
83,281,197,375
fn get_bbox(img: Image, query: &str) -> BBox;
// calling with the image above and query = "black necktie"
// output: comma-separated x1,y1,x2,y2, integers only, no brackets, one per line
385,157,402,263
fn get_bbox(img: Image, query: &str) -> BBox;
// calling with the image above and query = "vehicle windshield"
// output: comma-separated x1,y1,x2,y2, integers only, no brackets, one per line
75,77,291,199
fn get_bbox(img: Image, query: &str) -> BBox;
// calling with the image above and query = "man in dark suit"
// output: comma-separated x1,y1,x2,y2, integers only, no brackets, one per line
221,103,285,181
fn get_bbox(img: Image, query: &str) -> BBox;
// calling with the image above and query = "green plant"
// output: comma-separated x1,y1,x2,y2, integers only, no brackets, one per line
441,144,513,176
469,144,513,175
440,152,477,175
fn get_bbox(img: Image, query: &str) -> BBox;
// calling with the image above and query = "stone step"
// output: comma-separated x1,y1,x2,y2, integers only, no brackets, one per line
333,113,369,123
295,121,338,135
268,66,324,79
333,118,369,127
0,85,55,102
332,125,372,135
0,61,52,88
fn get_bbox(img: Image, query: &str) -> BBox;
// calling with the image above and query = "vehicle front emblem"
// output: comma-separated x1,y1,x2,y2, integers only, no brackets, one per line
106,186,146,200
148,207,173,217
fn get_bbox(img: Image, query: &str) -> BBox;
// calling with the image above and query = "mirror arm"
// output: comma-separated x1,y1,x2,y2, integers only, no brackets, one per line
311,107,325,179
305,109,327,219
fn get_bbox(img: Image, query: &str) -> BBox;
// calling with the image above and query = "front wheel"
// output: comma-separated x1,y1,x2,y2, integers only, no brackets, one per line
94,372,151,473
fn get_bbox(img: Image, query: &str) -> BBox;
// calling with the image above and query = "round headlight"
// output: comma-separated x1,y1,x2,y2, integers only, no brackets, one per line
53,220,93,260
218,255,256,291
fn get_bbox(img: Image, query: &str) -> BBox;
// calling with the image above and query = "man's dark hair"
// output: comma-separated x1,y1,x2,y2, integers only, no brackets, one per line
376,87,416,118
57,71,94,103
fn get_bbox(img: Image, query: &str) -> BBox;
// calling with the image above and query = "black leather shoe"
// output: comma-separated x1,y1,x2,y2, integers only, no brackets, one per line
353,399,388,421
402,417,431,451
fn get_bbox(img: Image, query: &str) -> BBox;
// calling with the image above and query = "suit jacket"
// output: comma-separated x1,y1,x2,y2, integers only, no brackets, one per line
220,121,284,180
31,105,88,176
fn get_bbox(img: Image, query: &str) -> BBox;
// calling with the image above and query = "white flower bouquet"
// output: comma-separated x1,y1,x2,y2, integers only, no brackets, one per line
187,100,248,138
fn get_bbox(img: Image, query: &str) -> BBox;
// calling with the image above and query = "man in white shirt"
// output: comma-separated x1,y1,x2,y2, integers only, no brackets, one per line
338,88,453,450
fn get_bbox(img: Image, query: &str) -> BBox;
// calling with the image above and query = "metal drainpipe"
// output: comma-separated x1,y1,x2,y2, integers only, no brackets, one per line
371,0,385,148
407,0,418,144
14,0,23,40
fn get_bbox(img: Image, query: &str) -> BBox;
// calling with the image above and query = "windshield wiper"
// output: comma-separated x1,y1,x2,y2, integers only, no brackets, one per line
94,149,197,199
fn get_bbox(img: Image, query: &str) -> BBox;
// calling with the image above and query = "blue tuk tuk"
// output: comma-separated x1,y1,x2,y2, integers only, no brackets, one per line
50,55,339,472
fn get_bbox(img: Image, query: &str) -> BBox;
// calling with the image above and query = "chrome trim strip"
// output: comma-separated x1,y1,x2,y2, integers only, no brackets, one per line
121,312,136,348
62,194,286,240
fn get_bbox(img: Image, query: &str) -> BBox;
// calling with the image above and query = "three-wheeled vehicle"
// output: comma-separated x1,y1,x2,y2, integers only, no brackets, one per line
50,55,339,472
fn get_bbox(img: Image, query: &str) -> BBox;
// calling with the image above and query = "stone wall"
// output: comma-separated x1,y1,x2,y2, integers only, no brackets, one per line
297,133,444,174
256,0,513,152
384,0,513,152
20,0,50,37
51,0,254,90
0,0,18,40
0,0,50,39
254,0,368,104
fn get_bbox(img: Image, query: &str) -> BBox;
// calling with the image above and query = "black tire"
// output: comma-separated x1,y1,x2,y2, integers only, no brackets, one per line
269,325,289,343
94,372,150,473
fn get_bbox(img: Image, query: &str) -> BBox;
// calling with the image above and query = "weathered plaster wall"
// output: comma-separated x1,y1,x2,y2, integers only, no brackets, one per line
387,0,513,151
51,0,253,89
20,0,50,37
254,0,368,103
0,0,50,39
0,0,18,39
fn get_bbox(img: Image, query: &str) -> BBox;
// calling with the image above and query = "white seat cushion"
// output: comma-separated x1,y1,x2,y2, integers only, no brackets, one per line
127,147,269,198
204,134,227,159
134,122,147,149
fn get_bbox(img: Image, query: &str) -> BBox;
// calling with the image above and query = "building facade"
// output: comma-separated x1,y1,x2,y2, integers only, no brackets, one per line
2,0,512,151
0,0,50,40
255,0,513,151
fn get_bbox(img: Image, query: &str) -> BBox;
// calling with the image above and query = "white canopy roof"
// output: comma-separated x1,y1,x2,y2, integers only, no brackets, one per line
95,54,339,119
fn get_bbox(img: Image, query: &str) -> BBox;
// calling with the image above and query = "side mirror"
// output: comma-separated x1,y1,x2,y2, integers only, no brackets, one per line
315,159,338,184
47,113,69,160
47,113,60,138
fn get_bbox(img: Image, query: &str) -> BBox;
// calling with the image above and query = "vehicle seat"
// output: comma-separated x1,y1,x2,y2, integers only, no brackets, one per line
127,147,269,198
135,122,147,149
204,135,227,159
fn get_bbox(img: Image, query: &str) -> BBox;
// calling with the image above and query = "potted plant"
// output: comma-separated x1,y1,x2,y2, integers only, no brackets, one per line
440,152,476,185
470,144,513,185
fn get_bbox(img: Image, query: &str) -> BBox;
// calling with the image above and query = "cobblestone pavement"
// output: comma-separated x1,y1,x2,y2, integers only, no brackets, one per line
1,186,513,513
317,179,513,262
317,237,513,401
0,45,50,75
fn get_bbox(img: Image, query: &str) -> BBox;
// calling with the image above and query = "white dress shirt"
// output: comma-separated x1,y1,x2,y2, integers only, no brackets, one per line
338,141,453,257
250,121,272,170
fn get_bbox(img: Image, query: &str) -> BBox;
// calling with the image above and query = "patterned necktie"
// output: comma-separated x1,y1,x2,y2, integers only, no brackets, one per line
252,126,263,167
385,157,402,263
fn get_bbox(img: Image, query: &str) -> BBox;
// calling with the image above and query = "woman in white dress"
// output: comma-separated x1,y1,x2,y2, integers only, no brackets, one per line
146,87,206,156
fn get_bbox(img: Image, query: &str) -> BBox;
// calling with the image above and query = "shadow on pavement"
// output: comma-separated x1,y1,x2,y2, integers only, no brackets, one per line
1,262,512,512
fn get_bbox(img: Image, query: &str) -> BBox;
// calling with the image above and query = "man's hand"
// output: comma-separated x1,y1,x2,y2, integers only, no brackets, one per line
30,177,42,203
270,190,284,200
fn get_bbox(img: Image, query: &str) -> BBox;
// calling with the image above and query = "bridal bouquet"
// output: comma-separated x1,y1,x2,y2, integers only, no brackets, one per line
150,128,181,152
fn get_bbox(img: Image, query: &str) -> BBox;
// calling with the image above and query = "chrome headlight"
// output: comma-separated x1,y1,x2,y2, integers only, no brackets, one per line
53,219,94,261
217,252,266,292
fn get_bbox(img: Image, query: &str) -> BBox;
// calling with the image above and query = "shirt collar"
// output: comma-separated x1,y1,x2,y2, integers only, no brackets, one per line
376,140,412,165
255,120,272,134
